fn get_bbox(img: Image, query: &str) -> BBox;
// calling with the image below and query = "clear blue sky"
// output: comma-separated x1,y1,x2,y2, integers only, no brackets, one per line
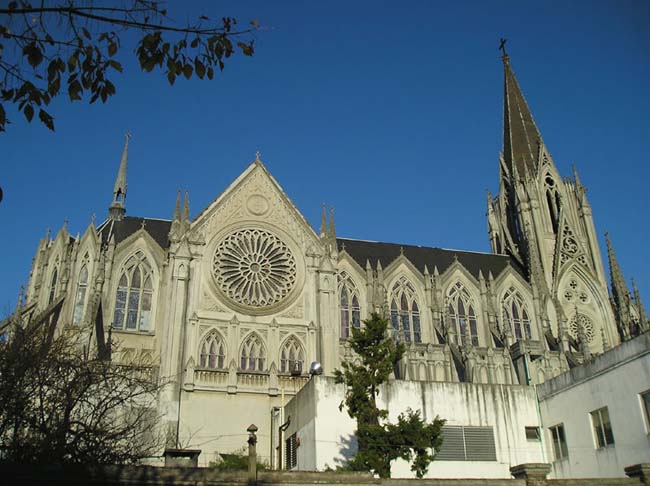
1,1,649,314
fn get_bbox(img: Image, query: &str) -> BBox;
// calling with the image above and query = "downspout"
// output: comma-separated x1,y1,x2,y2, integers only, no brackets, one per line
278,416,291,470
523,349,547,463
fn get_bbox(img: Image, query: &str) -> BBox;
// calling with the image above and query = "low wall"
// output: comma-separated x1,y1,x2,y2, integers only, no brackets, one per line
0,464,646,486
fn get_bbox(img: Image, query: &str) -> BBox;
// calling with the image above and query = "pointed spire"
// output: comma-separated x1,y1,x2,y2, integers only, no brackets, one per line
182,189,190,228
174,189,181,221
320,203,327,238
328,206,336,240
433,265,439,277
631,277,647,330
605,232,634,340
109,133,131,221
169,189,182,242
502,52,543,177
572,164,582,187
424,264,430,277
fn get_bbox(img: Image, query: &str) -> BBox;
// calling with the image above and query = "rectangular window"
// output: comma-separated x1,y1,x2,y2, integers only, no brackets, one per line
641,391,650,432
549,424,568,460
590,407,615,448
285,433,297,469
525,426,540,441
436,426,496,461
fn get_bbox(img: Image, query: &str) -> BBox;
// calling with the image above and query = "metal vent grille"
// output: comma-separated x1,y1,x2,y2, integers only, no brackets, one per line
436,425,496,461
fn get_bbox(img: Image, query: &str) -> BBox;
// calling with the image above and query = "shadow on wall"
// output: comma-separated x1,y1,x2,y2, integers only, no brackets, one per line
331,433,358,470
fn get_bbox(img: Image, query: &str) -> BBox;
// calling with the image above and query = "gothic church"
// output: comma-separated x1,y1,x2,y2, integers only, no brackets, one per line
17,53,648,465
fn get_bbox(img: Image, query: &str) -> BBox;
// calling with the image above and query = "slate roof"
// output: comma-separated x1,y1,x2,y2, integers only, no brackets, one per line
502,55,543,176
98,216,171,249
338,238,523,280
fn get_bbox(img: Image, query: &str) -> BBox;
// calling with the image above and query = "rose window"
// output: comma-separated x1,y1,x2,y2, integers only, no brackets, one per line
212,229,297,308
569,313,594,343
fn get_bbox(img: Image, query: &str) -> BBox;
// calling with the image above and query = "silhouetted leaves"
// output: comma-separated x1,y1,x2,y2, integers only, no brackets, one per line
0,2,259,132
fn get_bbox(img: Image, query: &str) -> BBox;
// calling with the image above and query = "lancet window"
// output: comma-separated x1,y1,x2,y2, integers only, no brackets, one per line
199,332,226,369
338,271,361,339
112,250,154,332
447,282,479,346
544,175,561,234
502,287,532,340
240,334,266,372
73,260,89,325
280,337,305,374
389,276,422,344
48,265,58,305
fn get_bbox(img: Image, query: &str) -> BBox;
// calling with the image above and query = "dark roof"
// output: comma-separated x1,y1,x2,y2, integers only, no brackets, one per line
99,216,171,249
503,56,542,176
338,238,523,280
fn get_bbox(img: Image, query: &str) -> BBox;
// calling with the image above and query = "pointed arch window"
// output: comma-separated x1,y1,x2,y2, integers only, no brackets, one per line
240,334,266,372
73,261,89,325
338,271,361,339
544,175,561,234
112,251,154,332
200,332,226,369
280,337,305,374
447,282,479,346
502,287,532,340
48,265,59,305
389,276,422,343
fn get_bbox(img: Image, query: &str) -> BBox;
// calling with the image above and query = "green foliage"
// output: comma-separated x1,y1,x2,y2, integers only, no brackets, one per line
211,449,267,471
0,1,259,132
334,313,445,478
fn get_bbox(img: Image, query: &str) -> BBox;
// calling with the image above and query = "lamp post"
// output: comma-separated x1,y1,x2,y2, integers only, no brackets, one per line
247,424,258,486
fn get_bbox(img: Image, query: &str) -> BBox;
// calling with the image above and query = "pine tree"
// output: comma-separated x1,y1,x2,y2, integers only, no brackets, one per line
334,312,445,478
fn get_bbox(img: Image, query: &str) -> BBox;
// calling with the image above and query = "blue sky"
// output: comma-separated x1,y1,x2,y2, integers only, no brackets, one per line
1,1,649,314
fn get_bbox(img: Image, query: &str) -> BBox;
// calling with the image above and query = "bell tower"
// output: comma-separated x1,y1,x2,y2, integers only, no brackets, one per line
487,48,618,354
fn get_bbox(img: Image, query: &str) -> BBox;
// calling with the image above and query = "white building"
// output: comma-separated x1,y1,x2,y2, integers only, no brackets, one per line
13,51,649,476
538,332,650,478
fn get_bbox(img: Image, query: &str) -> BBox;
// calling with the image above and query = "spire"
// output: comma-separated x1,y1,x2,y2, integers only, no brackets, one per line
502,50,543,177
182,189,190,229
320,203,327,238
328,206,336,240
605,232,633,339
631,278,648,330
109,133,130,221
169,189,182,242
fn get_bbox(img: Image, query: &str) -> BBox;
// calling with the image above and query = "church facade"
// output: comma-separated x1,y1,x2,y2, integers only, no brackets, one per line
19,53,647,468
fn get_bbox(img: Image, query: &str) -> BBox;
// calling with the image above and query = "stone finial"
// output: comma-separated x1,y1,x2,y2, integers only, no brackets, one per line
255,150,261,162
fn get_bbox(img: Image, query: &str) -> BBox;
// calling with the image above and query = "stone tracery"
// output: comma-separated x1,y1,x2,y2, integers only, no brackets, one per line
212,228,297,309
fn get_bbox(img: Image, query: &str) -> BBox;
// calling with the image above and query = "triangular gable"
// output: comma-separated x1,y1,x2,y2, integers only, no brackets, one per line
192,160,320,249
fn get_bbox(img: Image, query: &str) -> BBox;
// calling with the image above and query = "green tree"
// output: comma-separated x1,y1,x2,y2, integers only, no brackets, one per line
334,312,445,478
0,1,258,132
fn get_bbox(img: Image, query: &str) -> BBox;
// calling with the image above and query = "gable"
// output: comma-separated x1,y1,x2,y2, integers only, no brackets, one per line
192,161,320,252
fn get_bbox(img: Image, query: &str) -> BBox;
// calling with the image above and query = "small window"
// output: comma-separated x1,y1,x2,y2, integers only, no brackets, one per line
641,391,650,432
549,424,568,461
525,426,540,441
285,433,297,469
590,407,615,448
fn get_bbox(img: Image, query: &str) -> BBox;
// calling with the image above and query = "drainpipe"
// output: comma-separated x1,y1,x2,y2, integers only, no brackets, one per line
278,416,291,470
